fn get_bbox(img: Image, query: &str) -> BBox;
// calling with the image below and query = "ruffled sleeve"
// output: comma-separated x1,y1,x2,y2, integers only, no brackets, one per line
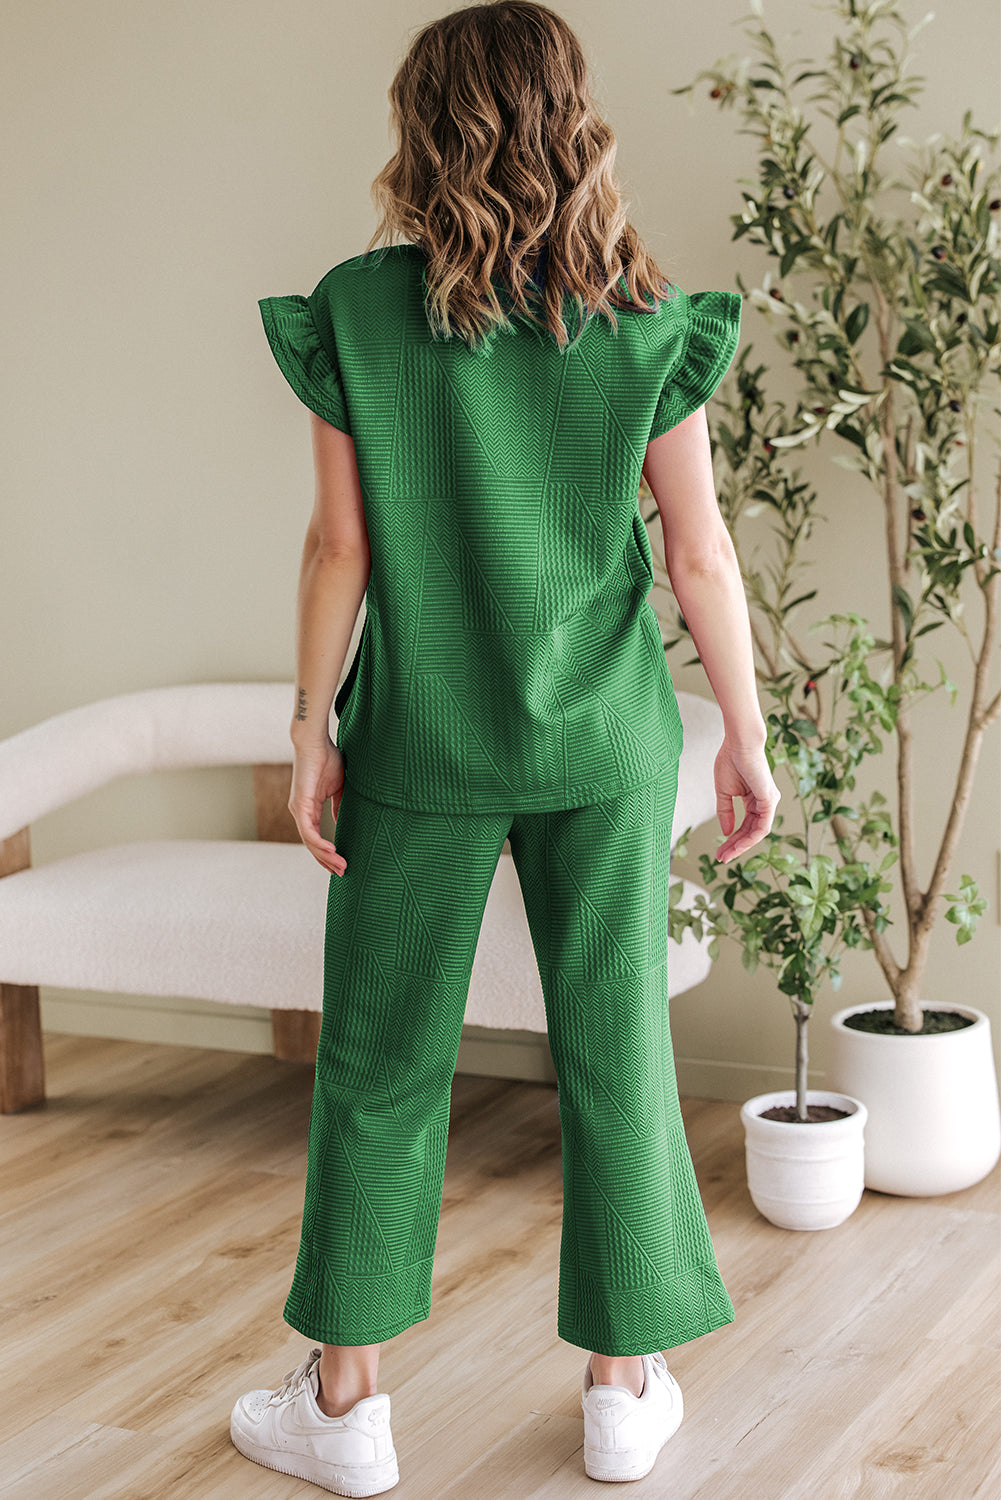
258,293,352,435
648,288,742,440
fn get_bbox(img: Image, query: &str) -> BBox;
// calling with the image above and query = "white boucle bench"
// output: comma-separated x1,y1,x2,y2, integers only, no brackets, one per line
0,671,724,1111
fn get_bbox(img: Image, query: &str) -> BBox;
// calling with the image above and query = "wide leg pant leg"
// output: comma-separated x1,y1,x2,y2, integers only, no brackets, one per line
284,775,510,1346
506,762,736,1357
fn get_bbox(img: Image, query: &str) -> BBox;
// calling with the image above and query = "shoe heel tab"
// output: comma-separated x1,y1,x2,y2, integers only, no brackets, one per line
354,1393,392,1425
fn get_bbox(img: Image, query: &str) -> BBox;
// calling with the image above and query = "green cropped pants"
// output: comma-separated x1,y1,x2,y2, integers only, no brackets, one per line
284,762,735,1357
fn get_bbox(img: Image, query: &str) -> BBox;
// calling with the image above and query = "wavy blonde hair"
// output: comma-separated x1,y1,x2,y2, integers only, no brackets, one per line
363,0,677,351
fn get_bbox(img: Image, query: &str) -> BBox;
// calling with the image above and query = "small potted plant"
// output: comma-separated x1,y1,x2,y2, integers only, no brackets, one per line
669,633,882,1230
670,807,871,1231
662,0,1001,1198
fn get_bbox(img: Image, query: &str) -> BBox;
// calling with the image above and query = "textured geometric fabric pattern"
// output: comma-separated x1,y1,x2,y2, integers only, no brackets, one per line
283,763,736,1355
259,245,742,815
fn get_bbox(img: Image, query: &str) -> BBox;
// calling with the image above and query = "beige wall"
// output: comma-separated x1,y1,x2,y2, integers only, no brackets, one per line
4,0,999,1098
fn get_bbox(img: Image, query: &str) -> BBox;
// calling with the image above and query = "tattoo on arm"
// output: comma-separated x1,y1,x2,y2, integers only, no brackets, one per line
295,687,308,722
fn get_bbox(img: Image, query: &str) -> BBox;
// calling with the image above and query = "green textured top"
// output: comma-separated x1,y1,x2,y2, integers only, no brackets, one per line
259,244,741,813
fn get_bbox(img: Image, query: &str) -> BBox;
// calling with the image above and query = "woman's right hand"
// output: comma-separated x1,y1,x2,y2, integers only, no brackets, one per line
288,736,349,876
713,735,782,864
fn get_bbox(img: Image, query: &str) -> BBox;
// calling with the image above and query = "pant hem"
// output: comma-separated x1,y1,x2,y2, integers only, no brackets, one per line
283,1300,433,1347
557,1302,736,1357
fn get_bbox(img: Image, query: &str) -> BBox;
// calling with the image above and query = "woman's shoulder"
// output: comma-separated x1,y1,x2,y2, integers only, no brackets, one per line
315,243,421,284
307,244,423,315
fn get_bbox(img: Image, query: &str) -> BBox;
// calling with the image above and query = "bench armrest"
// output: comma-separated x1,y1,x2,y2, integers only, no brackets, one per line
0,682,299,841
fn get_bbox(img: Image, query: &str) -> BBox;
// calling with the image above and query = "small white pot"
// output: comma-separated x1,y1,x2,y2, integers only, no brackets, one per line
827,1001,1001,1196
740,1089,867,1231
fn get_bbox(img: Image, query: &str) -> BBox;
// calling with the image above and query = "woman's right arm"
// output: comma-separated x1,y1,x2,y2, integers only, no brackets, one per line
642,406,781,862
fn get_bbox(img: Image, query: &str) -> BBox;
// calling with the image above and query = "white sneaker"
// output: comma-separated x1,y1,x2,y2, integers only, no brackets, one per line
581,1351,684,1482
230,1346,400,1497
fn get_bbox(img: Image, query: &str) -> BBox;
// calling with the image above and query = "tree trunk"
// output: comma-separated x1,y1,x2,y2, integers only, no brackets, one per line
794,1001,810,1121
893,976,925,1033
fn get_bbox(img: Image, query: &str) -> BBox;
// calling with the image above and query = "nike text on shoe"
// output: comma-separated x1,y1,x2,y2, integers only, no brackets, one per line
581,1350,684,1483
230,1346,400,1497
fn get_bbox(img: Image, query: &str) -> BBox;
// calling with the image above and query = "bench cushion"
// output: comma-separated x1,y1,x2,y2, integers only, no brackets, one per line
0,841,711,1031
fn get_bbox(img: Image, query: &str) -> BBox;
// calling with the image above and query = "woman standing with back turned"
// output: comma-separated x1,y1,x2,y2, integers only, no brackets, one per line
232,2,780,1492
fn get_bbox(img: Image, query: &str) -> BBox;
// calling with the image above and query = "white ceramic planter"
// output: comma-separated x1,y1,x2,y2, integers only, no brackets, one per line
740,1089,867,1231
827,1002,1001,1197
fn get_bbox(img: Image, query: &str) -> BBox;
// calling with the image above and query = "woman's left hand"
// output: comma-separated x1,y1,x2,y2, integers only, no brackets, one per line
288,736,348,876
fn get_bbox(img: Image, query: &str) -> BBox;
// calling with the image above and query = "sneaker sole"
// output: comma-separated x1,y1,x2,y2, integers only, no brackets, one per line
583,1418,683,1483
230,1416,400,1497
584,1447,659,1482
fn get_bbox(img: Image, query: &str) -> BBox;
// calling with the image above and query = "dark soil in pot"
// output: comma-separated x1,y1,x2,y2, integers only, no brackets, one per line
841,1008,975,1036
759,1103,852,1123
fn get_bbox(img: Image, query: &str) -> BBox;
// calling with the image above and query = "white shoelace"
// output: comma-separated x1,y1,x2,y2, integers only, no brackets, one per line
270,1347,322,1405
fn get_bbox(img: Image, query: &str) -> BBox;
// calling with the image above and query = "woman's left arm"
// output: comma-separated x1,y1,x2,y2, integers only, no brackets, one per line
288,411,371,873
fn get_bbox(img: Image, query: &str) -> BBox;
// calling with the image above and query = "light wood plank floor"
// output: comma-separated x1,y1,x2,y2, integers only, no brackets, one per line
1,1034,998,1500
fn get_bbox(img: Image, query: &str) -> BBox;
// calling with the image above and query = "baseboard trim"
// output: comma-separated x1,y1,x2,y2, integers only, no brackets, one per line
37,993,563,1082
38,991,821,1102
40,990,275,1057
455,1024,557,1085
673,1054,826,1105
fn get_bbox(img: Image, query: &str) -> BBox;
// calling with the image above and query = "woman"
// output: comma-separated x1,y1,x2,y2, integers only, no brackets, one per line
232,2,780,1493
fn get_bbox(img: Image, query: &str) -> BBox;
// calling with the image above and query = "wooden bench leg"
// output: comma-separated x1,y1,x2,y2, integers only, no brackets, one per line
0,982,46,1112
1,828,46,1111
271,1008,322,1065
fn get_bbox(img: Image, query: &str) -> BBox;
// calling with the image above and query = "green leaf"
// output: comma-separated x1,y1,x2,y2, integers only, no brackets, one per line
845,303,870,344
899,320,938,355
892,584,914,636
928,265,973,302
780,239,814,278
769,427,820,449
